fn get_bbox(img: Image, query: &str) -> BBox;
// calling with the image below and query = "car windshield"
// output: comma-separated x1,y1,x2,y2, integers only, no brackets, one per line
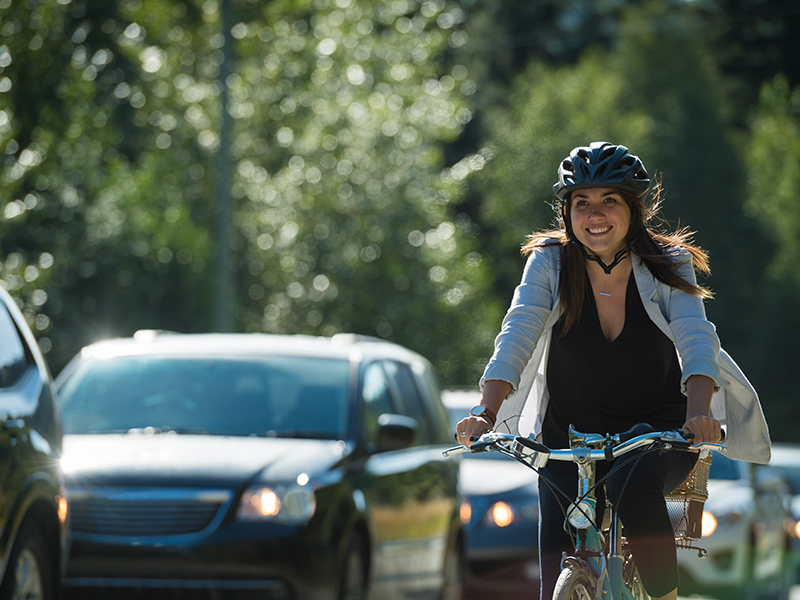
708,451,739,480
774,465,800,494
58,355,351,439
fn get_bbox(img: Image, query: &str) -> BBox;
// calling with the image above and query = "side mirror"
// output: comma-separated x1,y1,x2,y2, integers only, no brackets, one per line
376,414,418,453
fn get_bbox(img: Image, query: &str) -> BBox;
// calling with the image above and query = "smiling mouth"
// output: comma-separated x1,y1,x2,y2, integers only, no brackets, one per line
587,226,611,234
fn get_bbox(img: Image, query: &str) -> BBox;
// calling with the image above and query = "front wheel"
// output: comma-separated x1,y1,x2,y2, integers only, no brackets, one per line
339,535,368,600
0,521,56,600
553,562,595,600
438,537,464,600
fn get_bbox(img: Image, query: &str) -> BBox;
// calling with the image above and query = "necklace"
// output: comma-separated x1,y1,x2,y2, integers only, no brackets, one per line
589,270,630,297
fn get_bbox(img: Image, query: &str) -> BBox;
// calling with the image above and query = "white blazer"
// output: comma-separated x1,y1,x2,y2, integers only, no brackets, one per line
481,243,771,464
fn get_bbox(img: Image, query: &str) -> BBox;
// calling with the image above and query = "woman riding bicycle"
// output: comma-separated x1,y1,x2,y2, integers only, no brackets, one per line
455,142,771,600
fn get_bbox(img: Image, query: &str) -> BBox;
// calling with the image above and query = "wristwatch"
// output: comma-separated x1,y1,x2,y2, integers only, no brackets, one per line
470,405,497,426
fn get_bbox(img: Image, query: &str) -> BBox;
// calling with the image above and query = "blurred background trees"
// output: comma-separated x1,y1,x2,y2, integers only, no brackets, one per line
1,0,800,438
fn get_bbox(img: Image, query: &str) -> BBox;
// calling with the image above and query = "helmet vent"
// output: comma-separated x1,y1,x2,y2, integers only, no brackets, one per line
618,156,635,169
599,147,616,161
577,149,590,162
561,159,573,173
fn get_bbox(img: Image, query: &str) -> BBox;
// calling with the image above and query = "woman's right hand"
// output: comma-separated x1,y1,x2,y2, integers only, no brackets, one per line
454,414,494,447
453,380,512,447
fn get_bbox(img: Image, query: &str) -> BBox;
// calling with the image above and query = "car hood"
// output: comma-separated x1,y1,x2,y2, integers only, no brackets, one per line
705,478,753,515
62,433,351,488
458,457,538,497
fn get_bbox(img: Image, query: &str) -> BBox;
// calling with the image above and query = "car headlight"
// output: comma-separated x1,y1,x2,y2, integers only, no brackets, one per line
237,484,316,525
702,511,718,537
483,499,539,528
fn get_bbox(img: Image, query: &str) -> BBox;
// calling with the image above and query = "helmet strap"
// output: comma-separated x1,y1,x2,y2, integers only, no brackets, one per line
573,243,629,275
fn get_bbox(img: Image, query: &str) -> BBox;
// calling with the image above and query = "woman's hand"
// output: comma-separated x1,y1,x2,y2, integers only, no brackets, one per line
682,414,722,444
453,380,511,447
454,415,494,447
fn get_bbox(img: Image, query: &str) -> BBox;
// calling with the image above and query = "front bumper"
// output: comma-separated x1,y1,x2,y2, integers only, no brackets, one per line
64,520,340,600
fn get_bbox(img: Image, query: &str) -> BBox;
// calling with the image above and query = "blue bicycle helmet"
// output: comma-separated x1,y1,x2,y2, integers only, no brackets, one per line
553,142,650,200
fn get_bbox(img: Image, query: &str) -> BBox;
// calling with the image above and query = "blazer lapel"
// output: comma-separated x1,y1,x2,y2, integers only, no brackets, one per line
631,255,675,342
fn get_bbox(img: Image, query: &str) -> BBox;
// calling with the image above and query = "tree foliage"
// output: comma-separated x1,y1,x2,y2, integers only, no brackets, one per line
2,0,800,425
0,0,500,383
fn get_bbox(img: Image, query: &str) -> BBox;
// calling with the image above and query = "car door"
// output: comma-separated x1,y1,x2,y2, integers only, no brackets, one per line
358,360,446,599
382,360,456,595
0,302,36,518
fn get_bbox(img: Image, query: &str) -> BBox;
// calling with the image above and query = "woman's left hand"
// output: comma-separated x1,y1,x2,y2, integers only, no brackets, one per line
682,415,722,444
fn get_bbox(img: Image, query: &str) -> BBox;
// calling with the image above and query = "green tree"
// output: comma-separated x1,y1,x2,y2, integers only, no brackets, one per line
741,74,800,440
1,0,500,384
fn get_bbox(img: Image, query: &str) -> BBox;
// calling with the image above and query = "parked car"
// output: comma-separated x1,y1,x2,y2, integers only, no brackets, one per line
441,388,539,591
765,442,800,582
56,331,463,600
677,450,793,600
0,286,68,599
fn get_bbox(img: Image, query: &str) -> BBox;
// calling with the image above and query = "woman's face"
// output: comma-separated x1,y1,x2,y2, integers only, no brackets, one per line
569,187,632,262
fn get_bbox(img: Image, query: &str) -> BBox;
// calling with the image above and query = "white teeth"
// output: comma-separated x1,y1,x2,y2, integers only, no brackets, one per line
588,227,610,234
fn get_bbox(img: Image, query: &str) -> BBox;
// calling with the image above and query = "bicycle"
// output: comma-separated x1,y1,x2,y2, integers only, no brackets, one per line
444,423,726,600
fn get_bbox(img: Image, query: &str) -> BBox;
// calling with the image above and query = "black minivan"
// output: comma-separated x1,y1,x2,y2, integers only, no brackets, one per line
0,286,68,599
56,331,464,600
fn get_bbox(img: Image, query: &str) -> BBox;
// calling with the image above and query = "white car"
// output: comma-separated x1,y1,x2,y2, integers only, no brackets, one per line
677,451,793,600
765,443,800,583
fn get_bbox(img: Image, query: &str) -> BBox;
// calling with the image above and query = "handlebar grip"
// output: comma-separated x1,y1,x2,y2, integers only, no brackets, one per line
679,427,726,443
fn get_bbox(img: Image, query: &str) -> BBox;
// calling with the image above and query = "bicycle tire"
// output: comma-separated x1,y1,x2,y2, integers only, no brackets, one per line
553,563,595,600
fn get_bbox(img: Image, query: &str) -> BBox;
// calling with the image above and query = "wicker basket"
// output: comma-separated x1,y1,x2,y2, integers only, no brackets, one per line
665,453,712,548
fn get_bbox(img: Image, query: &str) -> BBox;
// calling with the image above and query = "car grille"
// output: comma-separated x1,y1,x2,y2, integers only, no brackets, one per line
69,488,233,538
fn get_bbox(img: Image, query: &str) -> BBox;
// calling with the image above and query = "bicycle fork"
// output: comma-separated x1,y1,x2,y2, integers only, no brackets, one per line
607,507,624,599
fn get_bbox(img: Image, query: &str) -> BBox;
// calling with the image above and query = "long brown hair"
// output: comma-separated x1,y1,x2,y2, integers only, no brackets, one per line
521,181,712,335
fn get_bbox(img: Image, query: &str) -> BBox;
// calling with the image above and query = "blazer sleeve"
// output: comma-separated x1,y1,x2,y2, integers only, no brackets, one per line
665,252,722,392
480,244,558,391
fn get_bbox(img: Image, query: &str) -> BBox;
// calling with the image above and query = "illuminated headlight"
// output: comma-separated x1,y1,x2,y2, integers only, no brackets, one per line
237,484,316,525
702,511,718,537
484,500,539,528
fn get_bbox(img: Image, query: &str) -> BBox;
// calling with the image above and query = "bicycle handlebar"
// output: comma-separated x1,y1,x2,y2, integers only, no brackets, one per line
442,426,726,466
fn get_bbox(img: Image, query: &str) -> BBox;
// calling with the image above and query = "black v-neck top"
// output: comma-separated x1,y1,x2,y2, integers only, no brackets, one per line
542,273,687,449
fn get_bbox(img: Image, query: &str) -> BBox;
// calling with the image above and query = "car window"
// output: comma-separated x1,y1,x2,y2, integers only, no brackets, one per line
360,362,396,446
708,451,740,480
382,361,432,445
774,465,800,494
58,355,351,439
0,305,30,388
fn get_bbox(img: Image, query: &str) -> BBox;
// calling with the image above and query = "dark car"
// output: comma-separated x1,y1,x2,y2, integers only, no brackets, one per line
441,389,539,595
56,331,463,600
0,286,68,599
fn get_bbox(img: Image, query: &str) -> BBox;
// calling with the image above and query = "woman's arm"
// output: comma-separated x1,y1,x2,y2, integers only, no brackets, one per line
682,374,721,443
